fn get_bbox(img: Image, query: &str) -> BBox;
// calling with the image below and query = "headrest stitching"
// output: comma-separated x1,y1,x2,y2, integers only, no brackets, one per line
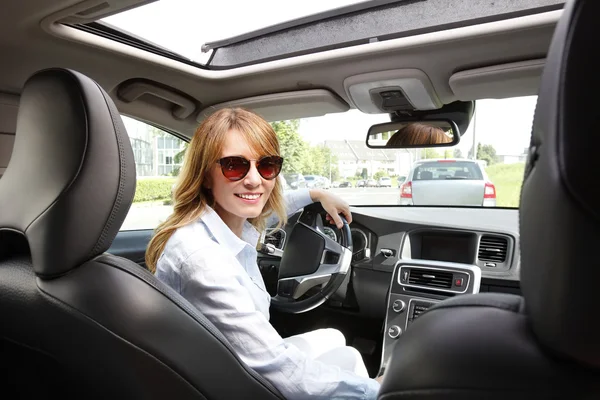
88,85,128,257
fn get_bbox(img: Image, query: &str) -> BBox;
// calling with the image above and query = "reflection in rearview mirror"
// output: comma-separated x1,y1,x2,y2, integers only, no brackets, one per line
366,119,459,149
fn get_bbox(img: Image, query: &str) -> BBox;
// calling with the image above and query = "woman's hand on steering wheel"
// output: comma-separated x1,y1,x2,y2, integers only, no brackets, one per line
309,189,353,229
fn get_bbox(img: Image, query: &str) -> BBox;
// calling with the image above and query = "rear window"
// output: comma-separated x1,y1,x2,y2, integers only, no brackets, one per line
413,161,484,181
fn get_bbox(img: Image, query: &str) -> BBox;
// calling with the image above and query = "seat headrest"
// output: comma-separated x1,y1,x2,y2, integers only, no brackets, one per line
0,69,135,277
520,0,600,367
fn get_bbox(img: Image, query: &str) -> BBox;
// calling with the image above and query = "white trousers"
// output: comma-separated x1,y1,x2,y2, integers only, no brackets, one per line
283,328,370,378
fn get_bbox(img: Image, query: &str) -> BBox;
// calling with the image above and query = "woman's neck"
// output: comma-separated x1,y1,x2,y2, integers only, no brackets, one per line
214,205,246,238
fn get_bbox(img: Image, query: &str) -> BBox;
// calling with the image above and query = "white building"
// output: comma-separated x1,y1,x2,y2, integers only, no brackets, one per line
325,140,413,178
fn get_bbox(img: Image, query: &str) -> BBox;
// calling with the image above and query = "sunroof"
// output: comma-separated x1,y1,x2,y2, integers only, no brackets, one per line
100,0,370,64
96,0,564,69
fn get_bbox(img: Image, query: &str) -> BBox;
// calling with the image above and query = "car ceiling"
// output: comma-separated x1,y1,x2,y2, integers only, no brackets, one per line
0,0,561,139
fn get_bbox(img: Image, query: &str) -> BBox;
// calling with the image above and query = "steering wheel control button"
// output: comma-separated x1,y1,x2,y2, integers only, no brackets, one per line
388,325,402,339
392,299,406,313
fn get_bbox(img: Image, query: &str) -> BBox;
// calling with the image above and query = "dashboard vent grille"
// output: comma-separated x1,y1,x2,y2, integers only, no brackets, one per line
478,236,508,263
408,268,453,289
264,228,286,249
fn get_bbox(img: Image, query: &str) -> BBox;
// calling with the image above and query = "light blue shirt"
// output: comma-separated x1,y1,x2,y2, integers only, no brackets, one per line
156,189,380,400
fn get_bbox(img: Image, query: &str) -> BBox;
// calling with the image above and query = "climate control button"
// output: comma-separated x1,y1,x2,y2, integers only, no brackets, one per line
388,325,402,339
392,299,406,313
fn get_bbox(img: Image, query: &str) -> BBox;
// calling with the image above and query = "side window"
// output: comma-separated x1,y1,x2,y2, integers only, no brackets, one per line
120,116,187,231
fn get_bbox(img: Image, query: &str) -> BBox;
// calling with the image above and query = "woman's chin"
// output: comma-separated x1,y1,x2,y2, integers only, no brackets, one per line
236,205,264,219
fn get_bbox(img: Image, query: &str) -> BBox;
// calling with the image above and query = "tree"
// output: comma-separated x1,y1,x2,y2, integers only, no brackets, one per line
361,168,368,179
174,142,188,164
373,170,388,180
421,148,442,159
271,120,308,174
453,148,463,158
477,143,498,165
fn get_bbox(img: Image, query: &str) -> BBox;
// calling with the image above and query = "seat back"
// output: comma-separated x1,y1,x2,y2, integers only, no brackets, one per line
378,0,600,398
0,69,282,400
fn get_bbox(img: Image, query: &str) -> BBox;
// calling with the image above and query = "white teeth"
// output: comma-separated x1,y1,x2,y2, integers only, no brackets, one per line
236,193,261,200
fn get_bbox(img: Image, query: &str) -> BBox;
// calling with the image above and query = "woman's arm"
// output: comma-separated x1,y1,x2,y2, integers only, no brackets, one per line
178,247,380,399
267,189,353,229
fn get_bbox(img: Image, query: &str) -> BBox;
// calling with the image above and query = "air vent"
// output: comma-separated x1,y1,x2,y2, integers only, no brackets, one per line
408,268,453,289
478,236,508,263
264,228,286,250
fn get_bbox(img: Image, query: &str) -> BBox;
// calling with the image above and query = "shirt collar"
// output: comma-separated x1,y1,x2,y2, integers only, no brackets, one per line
200,206,261,256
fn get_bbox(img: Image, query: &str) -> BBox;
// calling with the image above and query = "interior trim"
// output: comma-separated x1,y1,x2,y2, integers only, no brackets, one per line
450,59,545,100
0,93,19,133
196,89,350,122
40,10,562,79
344,68,442,112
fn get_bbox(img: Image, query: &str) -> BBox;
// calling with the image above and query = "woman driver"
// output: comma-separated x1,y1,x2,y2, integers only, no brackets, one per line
146,108,382,399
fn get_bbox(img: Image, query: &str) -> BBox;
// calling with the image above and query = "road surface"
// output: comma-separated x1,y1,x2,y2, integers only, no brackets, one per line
121,187,400,231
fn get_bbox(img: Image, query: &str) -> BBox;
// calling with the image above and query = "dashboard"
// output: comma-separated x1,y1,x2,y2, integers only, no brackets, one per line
258,205,523,377
260,206,520,319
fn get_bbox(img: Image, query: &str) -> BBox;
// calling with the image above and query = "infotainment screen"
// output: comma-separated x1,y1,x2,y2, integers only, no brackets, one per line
420,234,472,264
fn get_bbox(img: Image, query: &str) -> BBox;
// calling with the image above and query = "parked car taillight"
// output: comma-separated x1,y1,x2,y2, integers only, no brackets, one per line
400,181,413,198
484,182,496,198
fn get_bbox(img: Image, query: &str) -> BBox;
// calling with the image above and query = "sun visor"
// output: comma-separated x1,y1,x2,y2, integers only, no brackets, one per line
344,69,442,114
196,89,349,122
450,59,544,100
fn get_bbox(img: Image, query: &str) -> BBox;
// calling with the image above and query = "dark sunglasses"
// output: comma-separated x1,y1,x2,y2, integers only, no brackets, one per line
216,155,284,181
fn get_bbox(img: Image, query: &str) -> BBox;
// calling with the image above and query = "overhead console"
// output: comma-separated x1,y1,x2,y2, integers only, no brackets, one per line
344,69,443,113
378,259,481,377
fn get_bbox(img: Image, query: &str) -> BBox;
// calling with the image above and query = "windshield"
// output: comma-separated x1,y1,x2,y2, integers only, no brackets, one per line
413,161,485,180
275,95,535,208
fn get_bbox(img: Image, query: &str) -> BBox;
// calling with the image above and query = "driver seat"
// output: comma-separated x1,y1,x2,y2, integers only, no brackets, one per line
378,0,600,398
0,69,283,399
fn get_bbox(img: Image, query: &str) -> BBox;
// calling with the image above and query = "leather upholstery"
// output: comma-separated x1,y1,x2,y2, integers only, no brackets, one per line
379,294,600,399
0,69,283,399
0,68,135,277
379,0,600,398
519,0,600,367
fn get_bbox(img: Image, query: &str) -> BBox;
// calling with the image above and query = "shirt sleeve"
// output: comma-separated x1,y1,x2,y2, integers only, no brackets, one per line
179,248,380,400
266,189,314,227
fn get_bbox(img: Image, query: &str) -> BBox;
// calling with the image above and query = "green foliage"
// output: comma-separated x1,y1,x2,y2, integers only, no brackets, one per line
485,162,525,208
373,171,388,180
271,120,338,179
477,143,498,165
421,148,442,159
133,178,177,203
174,143,188,165
271,120,308,173
361,168,368,179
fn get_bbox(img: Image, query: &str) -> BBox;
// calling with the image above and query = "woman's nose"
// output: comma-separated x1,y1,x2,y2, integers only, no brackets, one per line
243,163,262,186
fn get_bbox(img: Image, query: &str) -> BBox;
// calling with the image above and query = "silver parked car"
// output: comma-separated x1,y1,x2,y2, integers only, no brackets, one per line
399,159,496,207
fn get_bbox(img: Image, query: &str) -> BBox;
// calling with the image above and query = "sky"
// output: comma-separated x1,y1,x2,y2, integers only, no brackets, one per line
104,0,538,156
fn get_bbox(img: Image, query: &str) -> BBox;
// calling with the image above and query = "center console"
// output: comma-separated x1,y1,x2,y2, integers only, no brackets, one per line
378,259,481,376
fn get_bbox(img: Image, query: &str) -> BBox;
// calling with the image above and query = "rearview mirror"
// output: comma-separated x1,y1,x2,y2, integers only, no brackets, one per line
366,119,460,149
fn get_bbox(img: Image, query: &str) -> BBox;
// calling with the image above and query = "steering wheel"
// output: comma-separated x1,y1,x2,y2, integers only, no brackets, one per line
270,203,353,314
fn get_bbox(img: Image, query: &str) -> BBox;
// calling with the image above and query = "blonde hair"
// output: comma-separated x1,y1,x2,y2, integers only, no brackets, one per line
145,108,287,273
387,123,453,147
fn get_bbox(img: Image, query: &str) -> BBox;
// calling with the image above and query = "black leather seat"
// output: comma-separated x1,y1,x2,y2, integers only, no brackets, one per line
378,0,600,398
0,69,283,399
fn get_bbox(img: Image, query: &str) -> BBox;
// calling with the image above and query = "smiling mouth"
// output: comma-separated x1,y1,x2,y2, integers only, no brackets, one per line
235,193,262,200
